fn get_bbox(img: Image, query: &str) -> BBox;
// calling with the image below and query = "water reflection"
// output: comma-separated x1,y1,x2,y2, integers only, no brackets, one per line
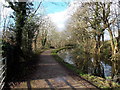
58,49,112,78
58,49,74,65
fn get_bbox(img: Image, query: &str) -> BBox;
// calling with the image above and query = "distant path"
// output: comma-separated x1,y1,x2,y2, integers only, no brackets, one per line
11,50,99,89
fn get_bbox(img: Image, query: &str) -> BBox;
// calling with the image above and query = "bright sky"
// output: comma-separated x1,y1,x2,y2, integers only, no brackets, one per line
42,1,70,31
0,0,119,39
0,0,73,32
42,0,80,31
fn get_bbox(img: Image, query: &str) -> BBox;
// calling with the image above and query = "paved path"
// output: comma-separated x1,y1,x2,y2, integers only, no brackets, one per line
10,50,99,89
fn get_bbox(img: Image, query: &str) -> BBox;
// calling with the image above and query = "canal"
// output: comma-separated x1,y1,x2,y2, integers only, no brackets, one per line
58,49,112,78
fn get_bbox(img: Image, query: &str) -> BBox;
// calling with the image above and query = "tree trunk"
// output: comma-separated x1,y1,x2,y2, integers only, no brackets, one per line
108,28,115,54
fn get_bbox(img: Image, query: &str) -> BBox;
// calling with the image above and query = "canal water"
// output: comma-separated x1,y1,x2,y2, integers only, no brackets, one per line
58,49,112,78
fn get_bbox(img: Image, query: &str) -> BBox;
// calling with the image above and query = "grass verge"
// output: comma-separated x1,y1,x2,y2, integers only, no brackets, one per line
51,48,120,89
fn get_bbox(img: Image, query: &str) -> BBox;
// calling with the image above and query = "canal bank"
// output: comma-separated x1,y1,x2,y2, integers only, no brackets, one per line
51,48,120,88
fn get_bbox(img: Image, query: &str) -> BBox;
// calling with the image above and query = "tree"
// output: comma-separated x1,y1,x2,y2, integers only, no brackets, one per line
66,1,120,82
98,2,120,80
5,1,34,61
22,16,40,57
36,17,58,49
3,0,41,81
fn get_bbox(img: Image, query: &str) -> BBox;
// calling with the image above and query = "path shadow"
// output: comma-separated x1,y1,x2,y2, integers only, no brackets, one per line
4,52,98,89
5,54,70,89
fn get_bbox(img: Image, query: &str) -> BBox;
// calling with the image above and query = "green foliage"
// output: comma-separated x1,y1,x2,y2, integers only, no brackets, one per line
82,74,120,88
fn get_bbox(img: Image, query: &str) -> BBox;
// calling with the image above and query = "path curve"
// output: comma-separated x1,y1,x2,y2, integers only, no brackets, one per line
11,50,99,89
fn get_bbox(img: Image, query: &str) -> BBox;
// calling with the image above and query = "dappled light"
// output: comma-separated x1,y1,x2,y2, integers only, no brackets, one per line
0,0,120,89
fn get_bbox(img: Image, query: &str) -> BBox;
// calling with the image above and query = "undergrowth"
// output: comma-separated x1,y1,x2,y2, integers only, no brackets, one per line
51,48,120,89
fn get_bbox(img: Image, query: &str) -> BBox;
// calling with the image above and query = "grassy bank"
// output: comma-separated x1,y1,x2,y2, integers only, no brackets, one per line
51,48,120,89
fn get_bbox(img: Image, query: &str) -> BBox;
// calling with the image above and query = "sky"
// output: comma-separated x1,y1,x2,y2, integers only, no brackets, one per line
0,0,119,40
41,0,78,32
38,0,119,39
42,2,68,14
41,1,70,31
41,0,80,31
0,0,73,32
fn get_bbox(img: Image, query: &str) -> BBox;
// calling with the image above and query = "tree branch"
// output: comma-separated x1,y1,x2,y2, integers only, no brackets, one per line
6,0,16,11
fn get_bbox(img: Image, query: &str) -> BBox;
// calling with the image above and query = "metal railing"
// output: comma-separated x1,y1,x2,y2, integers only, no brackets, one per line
0,40,6,90
0,57,6,90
